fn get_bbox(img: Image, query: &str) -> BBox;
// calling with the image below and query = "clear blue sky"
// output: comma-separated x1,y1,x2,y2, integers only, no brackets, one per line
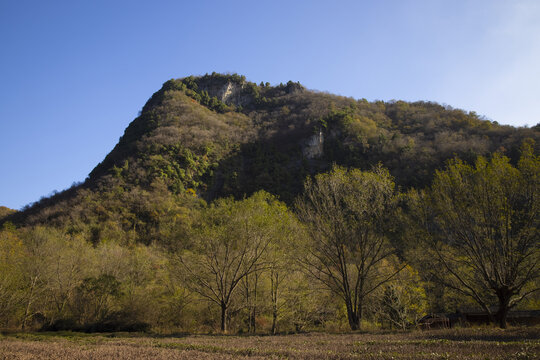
1,0,539,210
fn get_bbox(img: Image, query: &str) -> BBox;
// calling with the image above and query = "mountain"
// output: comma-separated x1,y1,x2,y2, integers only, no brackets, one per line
3,73,539,243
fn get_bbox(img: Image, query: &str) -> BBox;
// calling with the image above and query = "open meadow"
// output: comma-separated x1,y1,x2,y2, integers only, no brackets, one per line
1,327,538,360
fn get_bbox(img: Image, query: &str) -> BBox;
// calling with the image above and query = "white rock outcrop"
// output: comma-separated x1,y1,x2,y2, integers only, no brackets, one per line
303,131,324,159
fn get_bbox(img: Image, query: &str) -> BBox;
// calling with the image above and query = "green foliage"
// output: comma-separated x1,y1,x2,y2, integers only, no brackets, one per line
372,265,428,329
177,191,298,332
381,285,405,327
296,165,403,330
1,74,539,334
0,206,16,221
419,144,539,328
72,275,121,324
8,73,538,232
0,229,26,327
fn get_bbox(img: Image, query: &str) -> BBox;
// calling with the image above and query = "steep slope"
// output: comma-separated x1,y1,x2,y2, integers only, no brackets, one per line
4,73,539,243
86,73,539,200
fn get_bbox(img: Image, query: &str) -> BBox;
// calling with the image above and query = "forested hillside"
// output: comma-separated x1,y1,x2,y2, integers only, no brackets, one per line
1,74,538,333
4,73,537,231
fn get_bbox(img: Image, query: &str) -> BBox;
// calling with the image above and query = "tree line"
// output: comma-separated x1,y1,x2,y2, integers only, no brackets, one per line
1,143,537,333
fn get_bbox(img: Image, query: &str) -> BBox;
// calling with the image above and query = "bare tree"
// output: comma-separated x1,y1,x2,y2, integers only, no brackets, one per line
296,165,404,330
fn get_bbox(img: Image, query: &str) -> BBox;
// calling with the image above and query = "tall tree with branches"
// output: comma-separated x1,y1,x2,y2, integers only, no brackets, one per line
296,165,403,330
420,142,539,328
178,191,292,332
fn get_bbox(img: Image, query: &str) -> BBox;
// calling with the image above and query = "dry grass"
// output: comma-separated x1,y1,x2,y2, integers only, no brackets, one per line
1,327,538,359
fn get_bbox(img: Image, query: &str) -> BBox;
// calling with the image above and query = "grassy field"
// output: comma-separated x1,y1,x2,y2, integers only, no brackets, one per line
1,327,538,359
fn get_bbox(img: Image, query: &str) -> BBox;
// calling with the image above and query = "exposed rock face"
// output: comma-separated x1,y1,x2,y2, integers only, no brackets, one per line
220,82,239,103
303,130,324,159
198,80,252,107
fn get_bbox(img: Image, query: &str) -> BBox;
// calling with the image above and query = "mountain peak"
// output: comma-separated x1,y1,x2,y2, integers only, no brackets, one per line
174,73,306,108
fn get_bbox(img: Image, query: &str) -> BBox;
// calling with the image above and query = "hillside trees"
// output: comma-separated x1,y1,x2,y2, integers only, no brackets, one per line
35,231,92,326
0,227,26,327
419,143,539,328
177,191,297,332
296,165,404,330
5,74,539,232
0,207,16,220
0,226,96,329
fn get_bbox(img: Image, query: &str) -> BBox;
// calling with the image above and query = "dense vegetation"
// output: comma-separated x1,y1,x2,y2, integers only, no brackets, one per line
0,73,538,333
0,206,16,220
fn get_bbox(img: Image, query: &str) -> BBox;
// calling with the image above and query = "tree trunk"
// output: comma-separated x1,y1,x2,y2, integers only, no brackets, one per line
271,304,278,335
357,304,363,330
220,302,228,333
345,299,360,330
244,276,252,334
348,312,360,330
496,289,511,329
251,273,258,334
271,271,279,335
498,307,509,329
